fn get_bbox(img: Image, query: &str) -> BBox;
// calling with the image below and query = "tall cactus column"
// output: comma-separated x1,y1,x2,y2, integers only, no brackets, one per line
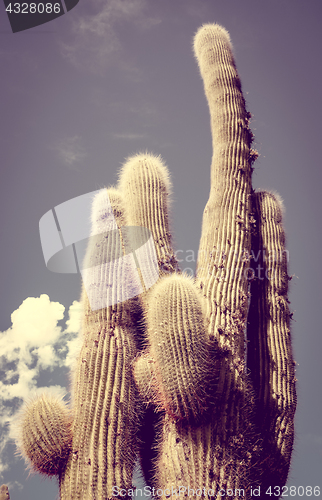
59,188,141,499
118,153,180,483
195,23,254,360
247,192,297,489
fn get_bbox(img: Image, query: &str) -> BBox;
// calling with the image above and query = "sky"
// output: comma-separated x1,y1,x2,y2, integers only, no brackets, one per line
0,0,322,498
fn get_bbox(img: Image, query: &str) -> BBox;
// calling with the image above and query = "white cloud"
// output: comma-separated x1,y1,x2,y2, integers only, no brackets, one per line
64,300,84,369
59,0,161,74
53,135,86,168
0,295,83,479
65,299,83,334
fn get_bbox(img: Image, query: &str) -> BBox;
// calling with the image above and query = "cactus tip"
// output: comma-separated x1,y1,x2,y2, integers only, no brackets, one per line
118,152,172,196
193,23,232,59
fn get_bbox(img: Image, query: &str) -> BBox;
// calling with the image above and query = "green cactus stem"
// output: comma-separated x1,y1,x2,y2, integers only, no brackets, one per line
133,23,259,495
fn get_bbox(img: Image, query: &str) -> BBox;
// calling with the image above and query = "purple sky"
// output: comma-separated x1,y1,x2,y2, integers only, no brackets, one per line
0,1,322,498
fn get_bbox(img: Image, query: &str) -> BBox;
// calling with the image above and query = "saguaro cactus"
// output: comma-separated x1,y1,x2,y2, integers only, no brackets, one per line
16,23,296,500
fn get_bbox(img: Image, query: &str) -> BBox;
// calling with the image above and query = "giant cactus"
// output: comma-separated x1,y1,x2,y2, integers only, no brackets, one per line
16,23,296,500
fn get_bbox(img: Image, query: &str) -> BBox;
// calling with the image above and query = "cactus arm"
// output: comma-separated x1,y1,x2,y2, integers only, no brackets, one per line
247,191,297,487
59,188,140,499
17,394,72,477
117,153,178,276
142,273,218,423
133,351,155,403
194,24,254,358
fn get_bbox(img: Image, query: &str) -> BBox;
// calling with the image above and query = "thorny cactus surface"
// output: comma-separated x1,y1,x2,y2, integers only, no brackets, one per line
16,23,296,500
